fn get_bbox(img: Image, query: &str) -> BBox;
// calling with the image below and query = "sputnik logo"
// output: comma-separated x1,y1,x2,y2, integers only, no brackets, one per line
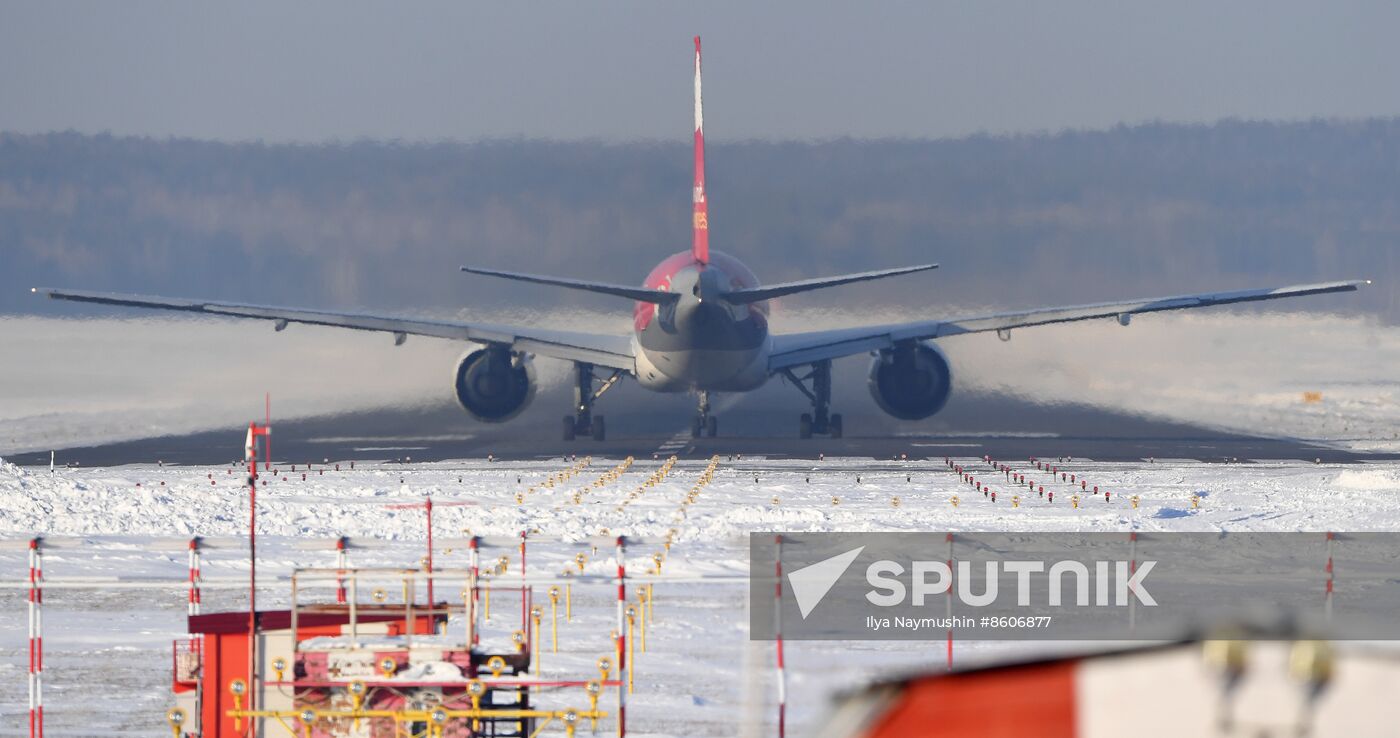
787,546,864,619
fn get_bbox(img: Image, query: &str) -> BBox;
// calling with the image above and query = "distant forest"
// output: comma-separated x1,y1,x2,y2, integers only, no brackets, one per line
3,120,1397,320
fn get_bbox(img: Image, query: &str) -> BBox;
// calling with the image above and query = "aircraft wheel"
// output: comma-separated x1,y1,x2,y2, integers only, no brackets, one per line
563,416,577,441
829,413,843,439
591,415,606,441
799,413,813,439
706,416,718,437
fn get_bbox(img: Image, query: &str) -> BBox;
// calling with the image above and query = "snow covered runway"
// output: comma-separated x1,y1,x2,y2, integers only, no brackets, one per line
4,454,1400,736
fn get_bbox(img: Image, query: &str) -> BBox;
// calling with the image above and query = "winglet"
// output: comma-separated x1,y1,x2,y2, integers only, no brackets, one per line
692,35,709,265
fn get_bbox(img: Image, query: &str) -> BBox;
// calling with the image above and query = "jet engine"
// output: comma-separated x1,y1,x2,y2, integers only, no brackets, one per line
453,347,536,422
867,341,953,420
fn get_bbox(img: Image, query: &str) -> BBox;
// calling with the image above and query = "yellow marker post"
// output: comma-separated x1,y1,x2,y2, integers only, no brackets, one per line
625,606,638,694
563,571,574,621
530,607,543,669
466,680,486,732
165,708,187,738
296,709,315,738
347,680,367,730
229,679,247,731
548,586,561,652
585,681,603,731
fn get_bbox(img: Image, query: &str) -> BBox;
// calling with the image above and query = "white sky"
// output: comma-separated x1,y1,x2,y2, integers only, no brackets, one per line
2,1,1398,143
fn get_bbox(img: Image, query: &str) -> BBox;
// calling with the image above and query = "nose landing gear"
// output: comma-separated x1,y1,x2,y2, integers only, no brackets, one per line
781,360,843,439
691,391,718,438
563,362,622,441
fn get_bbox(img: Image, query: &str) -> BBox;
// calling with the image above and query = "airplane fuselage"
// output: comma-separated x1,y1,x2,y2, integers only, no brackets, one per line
632,250,771,392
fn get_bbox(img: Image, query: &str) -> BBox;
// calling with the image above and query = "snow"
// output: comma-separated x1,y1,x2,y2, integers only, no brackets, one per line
1332,468,1400,491
4,453,1400,735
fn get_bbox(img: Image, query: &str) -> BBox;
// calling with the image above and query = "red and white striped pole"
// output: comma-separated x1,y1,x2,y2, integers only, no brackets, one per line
28,537,43,738
1324,532,1335,622
945,533,954,671
245,419,270,725
616,535,628,738
774,535,787,738
335,537,349,604
187,537,202,616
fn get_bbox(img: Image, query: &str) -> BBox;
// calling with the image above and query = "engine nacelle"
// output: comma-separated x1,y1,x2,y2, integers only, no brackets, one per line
867,341,953,420
452,347,536,423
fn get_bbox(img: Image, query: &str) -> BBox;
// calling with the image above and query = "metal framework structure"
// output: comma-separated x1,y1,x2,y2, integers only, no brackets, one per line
3,533,759,738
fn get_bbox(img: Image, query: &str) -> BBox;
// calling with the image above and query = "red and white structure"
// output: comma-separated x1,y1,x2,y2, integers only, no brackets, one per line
691,35,709,266
28,537,44,738
615,535,628,737
814,636,1400,738
187,537,202,617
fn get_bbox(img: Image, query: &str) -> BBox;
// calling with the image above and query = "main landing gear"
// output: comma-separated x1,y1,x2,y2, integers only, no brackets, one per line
781,360,843,439
691,390,718,438
563,362,623,441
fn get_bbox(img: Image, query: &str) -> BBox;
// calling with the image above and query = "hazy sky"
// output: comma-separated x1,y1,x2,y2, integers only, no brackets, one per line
2,2,1398,142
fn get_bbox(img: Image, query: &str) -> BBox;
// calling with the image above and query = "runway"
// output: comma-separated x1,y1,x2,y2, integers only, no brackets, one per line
6,391,1390,466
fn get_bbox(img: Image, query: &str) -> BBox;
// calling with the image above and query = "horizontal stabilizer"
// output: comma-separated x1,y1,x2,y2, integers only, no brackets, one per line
461,266,679,304
722,263,938,305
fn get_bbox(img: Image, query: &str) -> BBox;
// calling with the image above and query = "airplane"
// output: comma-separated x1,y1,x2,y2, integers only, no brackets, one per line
34,37,1367,442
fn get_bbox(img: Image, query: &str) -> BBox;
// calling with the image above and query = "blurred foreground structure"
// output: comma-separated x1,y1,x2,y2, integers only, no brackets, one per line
816,637,1400,737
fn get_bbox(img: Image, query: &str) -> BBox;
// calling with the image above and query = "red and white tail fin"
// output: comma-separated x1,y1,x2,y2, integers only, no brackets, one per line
691,35,709,265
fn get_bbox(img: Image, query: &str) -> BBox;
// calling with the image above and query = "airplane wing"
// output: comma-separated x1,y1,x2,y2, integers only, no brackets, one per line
769,280,1369,371
32,288,636,371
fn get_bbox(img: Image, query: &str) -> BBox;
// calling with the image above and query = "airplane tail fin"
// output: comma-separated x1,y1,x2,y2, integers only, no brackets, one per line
721,264,939,305
692,35,709,265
